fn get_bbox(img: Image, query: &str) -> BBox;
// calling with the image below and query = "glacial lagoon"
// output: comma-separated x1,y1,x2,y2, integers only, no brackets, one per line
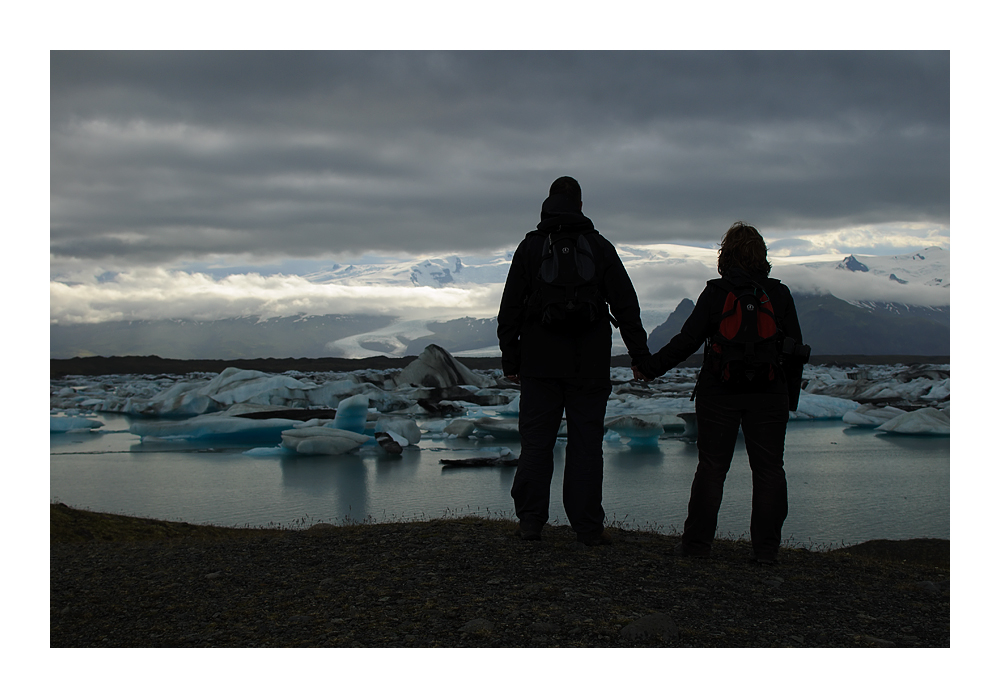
50,412,948,548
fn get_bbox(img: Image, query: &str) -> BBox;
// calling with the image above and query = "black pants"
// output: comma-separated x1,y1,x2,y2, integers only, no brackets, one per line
511,376,612,540
682,392,789,558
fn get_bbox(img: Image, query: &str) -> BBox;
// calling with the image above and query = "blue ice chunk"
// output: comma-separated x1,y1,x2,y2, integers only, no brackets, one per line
334,394,370,434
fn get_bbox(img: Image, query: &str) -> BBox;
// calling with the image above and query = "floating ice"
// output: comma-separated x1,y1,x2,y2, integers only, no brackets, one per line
419,419,450,434
802,364,949,406
333,394,370,434
444,419,476,437
473,417,524,439
375,430,408,454
50,416,104,432
390,344,492,389
50,361,951,450
790,394,860,420
677,412,698,441
603,415,664,446
843,405,908,427
280,426,372,455
495,394,520,415
875,407,950,435
374,416,421,444
243,446,286,457
200,368,313,407
130,412,300,442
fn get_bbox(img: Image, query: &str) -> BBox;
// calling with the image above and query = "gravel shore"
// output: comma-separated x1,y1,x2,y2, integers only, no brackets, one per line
50,504,949,648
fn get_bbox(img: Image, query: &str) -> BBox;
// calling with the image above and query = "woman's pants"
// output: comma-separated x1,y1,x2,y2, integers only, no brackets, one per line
682,392,789,558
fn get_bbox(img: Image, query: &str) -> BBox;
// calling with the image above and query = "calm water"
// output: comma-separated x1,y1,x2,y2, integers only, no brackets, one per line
50,414,949,547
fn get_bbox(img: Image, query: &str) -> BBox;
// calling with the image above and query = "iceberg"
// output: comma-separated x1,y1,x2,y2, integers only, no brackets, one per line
843,404,907,427
280,426,372,455
50,416,104,432
473,417,523,439
790,394,860,420
49,360,952,450
802,364,949,406
604,415,664,447
333,394,370,434
374,416,421,444
444,419,476,437
199,367,313,407
677,412,698,441
390,344,492,389
875,407,949,436
495,394,520,415
242,446,286,457
130,412,300,442
375,429,408,454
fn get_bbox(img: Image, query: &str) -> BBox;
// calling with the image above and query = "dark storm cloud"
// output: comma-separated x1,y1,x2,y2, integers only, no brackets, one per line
50,51,949,265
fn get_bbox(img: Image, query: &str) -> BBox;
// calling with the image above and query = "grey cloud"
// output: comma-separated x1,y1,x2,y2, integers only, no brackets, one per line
50,51,949,265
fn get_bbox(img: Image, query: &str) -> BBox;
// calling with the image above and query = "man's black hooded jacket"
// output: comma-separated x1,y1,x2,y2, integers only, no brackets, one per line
497,196,650,379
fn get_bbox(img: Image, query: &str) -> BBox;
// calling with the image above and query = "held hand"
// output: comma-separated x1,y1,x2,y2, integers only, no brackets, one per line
505,374,521,385
631,365,649,382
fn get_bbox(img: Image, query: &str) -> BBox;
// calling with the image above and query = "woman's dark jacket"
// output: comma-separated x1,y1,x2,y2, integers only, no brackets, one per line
497,200,651,379
643,267,804,399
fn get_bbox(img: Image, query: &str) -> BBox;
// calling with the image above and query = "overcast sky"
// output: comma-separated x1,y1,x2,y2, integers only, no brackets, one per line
51,51,949,278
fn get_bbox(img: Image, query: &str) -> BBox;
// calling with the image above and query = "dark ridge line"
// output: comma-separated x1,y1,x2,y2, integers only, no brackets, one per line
51,354,950,379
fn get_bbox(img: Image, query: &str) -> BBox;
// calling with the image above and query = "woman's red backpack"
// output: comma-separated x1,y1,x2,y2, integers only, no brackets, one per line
705,279,782,384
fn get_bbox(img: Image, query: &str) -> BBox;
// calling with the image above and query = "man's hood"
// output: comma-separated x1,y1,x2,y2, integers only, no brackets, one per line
538,194,595,231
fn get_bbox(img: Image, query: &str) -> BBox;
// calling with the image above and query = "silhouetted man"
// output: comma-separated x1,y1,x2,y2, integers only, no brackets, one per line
497,176,651,545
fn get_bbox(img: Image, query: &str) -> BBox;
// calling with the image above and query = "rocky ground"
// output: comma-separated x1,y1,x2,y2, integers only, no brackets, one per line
50,504,949,648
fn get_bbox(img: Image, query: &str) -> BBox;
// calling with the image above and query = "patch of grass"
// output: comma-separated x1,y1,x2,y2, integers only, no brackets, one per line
832,538,949,569
49,503,284,544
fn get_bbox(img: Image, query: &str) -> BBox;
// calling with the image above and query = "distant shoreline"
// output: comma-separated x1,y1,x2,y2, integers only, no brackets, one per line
50,354,950,379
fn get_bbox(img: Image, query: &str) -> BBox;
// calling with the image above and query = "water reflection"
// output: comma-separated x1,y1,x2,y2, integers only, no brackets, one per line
279,453,369,520
606,444,668,469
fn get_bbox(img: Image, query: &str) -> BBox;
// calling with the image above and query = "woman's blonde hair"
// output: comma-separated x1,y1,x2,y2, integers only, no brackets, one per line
717,221,771,276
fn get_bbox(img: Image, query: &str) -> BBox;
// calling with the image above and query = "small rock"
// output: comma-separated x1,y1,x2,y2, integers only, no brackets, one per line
763,577,783,589
620,613,679,642
914,581,939,595
205,571,222,580
860,635,896,647
460,618,494,634
531,621,559,634
375,432,404,455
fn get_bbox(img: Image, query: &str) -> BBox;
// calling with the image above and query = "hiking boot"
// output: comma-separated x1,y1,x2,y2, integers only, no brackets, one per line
579,530,614,547
673,542,710,558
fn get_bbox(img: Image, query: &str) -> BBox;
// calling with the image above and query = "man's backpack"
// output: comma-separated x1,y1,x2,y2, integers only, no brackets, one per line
527,229,607,335
703,279,782,385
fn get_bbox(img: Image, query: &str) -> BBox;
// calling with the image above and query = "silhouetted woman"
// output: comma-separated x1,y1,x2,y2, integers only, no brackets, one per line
637,222,806,564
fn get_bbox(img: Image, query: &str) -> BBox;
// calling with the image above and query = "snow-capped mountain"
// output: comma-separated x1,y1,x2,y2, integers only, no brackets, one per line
50,245,950,360
827,247,949,288
302,253,513,288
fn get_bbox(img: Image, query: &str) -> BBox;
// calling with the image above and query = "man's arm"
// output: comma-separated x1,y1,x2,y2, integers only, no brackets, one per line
497,243,530,380
599,240,651,366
